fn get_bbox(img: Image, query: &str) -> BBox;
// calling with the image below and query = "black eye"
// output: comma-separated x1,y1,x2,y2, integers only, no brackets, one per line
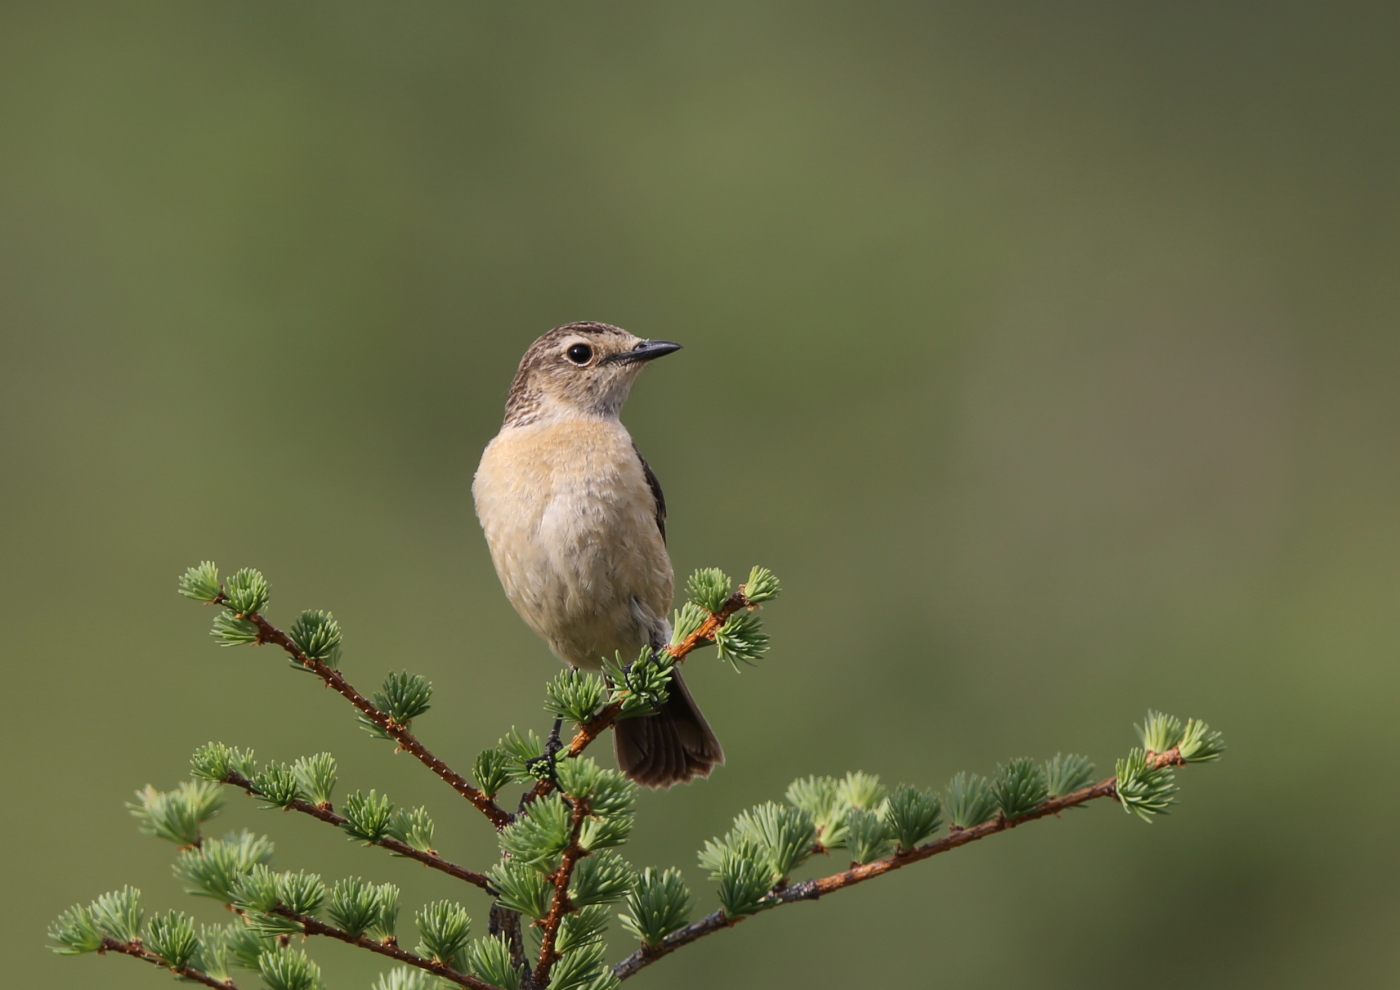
566,343,593,365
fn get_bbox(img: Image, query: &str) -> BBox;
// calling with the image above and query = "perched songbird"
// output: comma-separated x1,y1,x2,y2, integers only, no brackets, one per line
473,322,723,787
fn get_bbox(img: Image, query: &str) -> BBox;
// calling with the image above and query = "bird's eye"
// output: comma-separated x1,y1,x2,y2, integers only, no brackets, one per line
566,343,593,365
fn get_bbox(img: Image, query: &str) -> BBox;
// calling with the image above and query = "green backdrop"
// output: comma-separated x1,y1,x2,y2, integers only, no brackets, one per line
4,3,1398,987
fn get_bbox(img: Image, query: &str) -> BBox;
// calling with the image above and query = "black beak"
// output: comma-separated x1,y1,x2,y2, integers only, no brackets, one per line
612,340,683,364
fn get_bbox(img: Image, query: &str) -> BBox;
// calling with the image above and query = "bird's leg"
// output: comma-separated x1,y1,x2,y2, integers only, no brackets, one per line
525,670,573,784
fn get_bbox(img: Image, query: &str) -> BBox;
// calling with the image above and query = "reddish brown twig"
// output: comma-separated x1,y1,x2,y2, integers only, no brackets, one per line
612,749,1187,981
241,611,512,829
220,770,492,891
272,910,505,990
532,798,591,987
525,591,754,805
99,937,242,989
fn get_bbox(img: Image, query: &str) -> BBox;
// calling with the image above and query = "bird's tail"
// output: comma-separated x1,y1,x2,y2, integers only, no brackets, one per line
613,669,723,788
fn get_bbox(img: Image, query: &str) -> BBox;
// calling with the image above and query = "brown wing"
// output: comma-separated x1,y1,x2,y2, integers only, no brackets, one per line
633,443,667,544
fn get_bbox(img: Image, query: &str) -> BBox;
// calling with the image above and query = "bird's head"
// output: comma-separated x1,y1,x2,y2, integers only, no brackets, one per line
502,322,681,426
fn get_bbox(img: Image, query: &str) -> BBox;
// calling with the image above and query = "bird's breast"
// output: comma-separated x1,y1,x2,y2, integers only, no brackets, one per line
473,417,673,667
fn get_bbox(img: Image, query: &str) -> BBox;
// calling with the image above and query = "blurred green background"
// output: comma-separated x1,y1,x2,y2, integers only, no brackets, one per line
4,2,1398,987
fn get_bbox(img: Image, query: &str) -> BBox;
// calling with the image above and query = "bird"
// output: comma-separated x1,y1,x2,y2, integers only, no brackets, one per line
472,321,723,788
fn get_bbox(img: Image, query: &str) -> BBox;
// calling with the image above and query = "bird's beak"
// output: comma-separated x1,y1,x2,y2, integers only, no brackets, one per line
613,340,683,364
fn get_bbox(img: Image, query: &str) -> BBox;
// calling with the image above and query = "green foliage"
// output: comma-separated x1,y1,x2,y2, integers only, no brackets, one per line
288,609,342,665
785,775,846,846
845,808,894,864
291,753,338,807
736,802,817,879
549,939,614,990
500,792,573,870
225,567,270,615
569,849,636,906
373,968,443,990
386,805,436,853
713,609,768,670
668,601,708,646
466,934,522,990
372,968,442,990
489,858,553,919
945,772,998,828
211,611,260,647
556,903,611,954
254,761,303,809
742,565,782,603
499,727,546,782
173,830,274,903
361,671,434,739
712,844,774,918
415,899,471,968
1044,753,1096,797
836,771,886,811
884,783,942,851
544,668,606,724
190,741,257,782
48,904,103,954
259,945,324,990
178,561,222,603
685,567,732,612
91,886,144,942
225,923,279,971
472,747,513,799
993,758,1049,820
341,790,394,844
1138,710,1184,753
328,877,399,940
578,769,636,851
700,801,814,915
279,870,327,916
192,924,236,981
1178,717,1226,763
128,780,223,846
604,648,674,719
231,864,283,914
144,910,199,969
554,755,604,801
620,867,691,947
1115,749,1178,822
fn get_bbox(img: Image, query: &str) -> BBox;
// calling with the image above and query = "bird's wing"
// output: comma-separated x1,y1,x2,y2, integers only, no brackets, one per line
633,443,667,544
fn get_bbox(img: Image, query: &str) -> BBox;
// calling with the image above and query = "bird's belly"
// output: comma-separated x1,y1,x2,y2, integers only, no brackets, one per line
477,460,671,668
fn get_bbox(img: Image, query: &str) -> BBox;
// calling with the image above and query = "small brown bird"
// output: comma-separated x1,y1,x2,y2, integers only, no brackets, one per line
473,322,723,787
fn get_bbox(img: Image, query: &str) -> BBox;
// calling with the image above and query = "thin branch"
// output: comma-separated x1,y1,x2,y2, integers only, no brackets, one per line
242,610,512,829
220,770,492,891
525,591,754,805
272,909,504,990
99,938,242,989
532,798,591,987
612,749,1188,981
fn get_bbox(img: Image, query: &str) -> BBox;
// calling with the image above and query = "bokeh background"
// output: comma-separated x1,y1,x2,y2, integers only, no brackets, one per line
4,3,1399,987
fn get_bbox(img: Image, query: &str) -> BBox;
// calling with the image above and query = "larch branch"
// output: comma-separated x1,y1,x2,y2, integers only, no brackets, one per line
220,770,492,891
272,909,505,990
99,938,242,989
242,610,512,829
612,748,1187,981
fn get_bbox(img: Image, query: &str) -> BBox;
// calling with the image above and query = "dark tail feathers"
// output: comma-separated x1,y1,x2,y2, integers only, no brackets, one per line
613,669,723,788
